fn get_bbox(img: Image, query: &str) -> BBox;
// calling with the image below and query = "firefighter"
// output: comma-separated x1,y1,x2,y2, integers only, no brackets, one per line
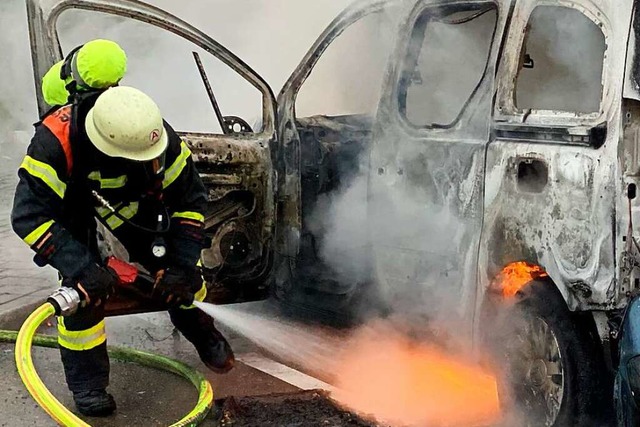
11,85,235,416
41,38,127,109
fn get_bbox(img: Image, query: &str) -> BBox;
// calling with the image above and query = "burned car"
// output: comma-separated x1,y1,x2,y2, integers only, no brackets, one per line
24,0,640,424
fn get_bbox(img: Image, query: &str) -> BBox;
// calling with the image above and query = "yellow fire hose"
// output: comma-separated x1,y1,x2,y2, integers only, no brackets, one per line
0,302,214,427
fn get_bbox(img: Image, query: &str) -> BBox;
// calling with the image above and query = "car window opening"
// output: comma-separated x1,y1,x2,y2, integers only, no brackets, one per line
399,4,498,129
515,5,605,114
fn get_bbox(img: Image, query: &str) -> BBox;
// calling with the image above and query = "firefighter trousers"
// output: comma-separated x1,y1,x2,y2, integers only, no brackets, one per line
58,283,207,393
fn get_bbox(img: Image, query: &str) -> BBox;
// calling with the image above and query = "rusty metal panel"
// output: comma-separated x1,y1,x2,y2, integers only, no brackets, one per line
183,132,276,287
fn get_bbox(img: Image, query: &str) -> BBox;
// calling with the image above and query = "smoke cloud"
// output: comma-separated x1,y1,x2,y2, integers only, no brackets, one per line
305,6,497,345
515,4,605,113
0,1,38,136
56,0,356,133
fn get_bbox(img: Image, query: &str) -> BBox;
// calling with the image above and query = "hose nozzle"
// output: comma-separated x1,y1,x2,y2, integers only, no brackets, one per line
47,287,81,316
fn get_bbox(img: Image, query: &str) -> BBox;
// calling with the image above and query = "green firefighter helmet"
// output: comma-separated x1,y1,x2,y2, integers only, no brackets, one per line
42,39,128,107
41,60,69,107
69,39,127,90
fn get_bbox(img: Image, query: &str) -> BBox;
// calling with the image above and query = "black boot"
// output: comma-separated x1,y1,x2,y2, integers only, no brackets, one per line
170,308,235,373
73,389,116,417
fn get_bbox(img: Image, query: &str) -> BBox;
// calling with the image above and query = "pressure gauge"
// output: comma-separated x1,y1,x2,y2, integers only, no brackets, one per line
152,244,166,258
152,237,167,259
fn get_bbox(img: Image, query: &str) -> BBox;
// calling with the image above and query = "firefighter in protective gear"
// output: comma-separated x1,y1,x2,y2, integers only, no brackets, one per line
41,39,127,108
11,86,235,417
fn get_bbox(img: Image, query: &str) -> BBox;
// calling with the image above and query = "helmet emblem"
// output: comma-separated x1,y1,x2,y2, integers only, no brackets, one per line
149,129,161,145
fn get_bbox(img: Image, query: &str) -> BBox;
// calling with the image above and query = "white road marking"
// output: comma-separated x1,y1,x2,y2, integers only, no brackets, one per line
238,352,336,393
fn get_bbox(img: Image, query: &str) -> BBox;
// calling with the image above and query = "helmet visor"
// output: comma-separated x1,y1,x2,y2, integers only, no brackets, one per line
141,150,166,182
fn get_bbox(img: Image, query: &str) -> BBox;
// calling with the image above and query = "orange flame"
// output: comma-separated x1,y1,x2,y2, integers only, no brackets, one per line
331,327,501,427
496,261,548,298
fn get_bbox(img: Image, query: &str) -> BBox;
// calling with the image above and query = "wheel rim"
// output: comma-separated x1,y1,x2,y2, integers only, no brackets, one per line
505,314,564,426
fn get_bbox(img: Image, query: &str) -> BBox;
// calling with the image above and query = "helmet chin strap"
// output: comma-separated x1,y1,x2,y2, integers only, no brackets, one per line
60,44,84,99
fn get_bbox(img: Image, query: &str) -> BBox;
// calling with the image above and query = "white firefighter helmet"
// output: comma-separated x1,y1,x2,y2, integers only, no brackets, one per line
85,86,168,161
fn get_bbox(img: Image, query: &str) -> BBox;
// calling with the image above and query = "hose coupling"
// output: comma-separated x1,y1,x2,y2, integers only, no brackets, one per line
47,287,81,316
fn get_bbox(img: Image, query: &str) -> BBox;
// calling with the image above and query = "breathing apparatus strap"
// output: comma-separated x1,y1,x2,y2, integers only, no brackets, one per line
92,190,170,235
60,44,84,99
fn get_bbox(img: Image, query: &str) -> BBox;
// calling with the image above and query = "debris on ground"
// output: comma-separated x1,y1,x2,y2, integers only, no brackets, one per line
212,390,387,427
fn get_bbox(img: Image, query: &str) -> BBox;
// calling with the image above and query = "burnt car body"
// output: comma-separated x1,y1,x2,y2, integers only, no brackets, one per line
24,0,640,424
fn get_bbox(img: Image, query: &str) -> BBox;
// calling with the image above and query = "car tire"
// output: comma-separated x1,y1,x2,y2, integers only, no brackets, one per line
483,280,610,427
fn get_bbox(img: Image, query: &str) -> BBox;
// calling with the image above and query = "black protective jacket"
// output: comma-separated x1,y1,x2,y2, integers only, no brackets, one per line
11,100,207,279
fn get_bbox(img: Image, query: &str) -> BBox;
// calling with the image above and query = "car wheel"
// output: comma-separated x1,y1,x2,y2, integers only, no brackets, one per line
484,280,609,427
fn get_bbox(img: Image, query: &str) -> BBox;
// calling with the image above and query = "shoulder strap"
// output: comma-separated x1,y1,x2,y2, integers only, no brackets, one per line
42,105,73,177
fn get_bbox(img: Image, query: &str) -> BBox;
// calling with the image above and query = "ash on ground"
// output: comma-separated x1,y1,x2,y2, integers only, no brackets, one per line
212,390,387,427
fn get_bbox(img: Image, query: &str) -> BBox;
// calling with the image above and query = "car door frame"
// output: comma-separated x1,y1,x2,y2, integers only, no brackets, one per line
26,0,280,307
273,0,402,296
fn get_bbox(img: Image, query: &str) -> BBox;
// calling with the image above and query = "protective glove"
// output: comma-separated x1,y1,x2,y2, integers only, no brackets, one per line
153,266,200,307
74,262,119,306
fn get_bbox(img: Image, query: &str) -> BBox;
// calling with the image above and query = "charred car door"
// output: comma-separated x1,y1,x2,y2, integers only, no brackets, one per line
26,0,277,306
274,0,402,323
367,0,506,336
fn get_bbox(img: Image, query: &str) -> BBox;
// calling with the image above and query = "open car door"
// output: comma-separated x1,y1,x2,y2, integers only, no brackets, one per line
26,0,277,314
273,0,403,323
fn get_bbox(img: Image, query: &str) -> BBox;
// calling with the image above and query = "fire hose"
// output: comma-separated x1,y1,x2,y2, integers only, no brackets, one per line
0,258,214,426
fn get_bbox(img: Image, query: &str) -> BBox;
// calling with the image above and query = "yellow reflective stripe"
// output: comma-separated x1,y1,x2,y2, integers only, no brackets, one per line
105,202,138,230
57,318,107,351
88,171,127,189
96,206,111,217
20,155,66,198
24,220,54,246
194,282,207,302
163,141,191,189
95,202,122,218
180,281,207,310
172,211,204,222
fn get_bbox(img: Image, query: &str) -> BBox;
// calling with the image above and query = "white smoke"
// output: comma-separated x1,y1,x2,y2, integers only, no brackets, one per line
0,0,355,136
306,1,608,333
515,5,605,113
0,1,38,136
305,6,497,342
55,0,355,133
